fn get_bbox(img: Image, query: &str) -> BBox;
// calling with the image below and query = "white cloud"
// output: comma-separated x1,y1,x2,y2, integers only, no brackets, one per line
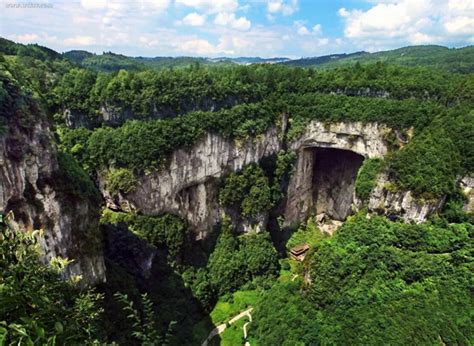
338,0,474,50
176,0,238,14
312,24,322,35
179,38,234,55
297,26,310,35
182,12,206,26
179,39,218,55
63,35,96,46
12,33,39,43
214,12,251,30
448,0,474,12
294,21,323,36
267,0,298,16
81,0,107,10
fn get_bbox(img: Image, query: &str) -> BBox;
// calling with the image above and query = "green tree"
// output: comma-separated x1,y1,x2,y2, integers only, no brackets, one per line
0,217,104,344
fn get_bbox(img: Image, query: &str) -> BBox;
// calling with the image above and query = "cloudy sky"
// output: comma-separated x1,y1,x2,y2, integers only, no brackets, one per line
1,0,473,57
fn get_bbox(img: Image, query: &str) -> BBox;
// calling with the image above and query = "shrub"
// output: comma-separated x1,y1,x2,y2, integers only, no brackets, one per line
0,219,104,344
106,168,137,196
389,128,461,198
355,158,384,201
56,151,100,201
100,209,187,265
220,164,274,218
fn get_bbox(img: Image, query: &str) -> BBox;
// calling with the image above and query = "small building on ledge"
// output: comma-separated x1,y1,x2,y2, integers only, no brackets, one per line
289,243,310,261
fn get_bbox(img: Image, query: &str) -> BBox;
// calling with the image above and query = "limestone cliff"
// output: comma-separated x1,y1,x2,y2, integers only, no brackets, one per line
283,122,388,227
365,173,446,223
460,176,474,213
103,126,282,237
102,120,449,238
65,96,244,128
0,83,105,285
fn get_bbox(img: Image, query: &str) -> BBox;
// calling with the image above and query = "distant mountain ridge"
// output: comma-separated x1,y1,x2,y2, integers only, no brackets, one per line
1,37,472,73
60,45,474,73
282,51,368,66
210,56,291,65
283,45,474,73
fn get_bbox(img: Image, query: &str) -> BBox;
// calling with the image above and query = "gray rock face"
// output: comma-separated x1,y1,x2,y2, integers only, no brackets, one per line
460,176,474,213
283,122,388,227
102,120,449,238
104,126,282,238
366,173,446,223
0,117,105,286
313,148,364,220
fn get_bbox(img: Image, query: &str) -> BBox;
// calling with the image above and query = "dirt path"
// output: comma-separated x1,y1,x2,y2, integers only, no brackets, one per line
201,308,253,346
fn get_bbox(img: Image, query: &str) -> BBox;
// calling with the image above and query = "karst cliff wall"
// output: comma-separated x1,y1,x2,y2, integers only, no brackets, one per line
103,120,447,238
103,126,283,238
283,122,389,227
1,99,105,285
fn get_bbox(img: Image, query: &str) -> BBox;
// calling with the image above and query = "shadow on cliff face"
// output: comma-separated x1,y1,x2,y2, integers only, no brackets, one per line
312,147,364,220
270,147,364,253
98,223,218,345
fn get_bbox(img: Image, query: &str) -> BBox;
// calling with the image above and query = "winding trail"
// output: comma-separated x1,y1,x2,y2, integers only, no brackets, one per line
202,308,253,346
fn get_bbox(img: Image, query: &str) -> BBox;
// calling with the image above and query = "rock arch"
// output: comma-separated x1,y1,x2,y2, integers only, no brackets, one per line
283,121,388,227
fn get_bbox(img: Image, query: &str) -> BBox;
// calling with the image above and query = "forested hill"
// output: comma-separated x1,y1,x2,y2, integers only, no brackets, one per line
2,37,472,73
1,37,473,345
63,51,223,72
282,45,474,73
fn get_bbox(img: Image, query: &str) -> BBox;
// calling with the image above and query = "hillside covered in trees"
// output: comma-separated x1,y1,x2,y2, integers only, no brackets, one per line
283,45,474,73
0,37,473,345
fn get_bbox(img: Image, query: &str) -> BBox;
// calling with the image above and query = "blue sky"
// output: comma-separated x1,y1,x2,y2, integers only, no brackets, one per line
1,0,473,57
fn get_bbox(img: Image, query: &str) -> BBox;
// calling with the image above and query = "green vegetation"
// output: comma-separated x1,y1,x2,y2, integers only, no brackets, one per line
355,158,385,201
286,217,327,250
3,38,473,199
441,189,474,224
114,292,176,344
183,217,279,311
285,45,474,73
56,151,101,201
220,316,248,346
100,209,187,265
210,290,261,325
207,224,279,296
251,214,474,345
60,101,278,172
220,164,274,218
63,50,225,72
105,168,137,196
0,218,104,344
2,38,473,345
390,128,460,198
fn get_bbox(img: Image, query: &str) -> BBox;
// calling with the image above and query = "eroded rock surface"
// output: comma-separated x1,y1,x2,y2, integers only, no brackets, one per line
1,99,105,285
366,173,446,223
460,176,474,213
284,122,388,227
104,126,282,237
101,120,453,238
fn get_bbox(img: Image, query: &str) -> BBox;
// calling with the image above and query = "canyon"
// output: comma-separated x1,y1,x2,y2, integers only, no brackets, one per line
0,110,454,285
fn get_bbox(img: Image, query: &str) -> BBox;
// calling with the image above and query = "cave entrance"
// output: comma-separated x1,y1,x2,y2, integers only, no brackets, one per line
310,147,364,220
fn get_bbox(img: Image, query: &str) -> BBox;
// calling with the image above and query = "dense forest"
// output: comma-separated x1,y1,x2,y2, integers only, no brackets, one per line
0,37,473,345
284,45,474,73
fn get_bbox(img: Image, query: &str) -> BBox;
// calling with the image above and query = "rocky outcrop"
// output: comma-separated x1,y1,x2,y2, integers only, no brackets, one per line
365,173,446,223
103,126,282,238
101,119,451,237
283,122,388,227
460,176,474,213
105,121,392,236
65,95,245,128
1,92,105,285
